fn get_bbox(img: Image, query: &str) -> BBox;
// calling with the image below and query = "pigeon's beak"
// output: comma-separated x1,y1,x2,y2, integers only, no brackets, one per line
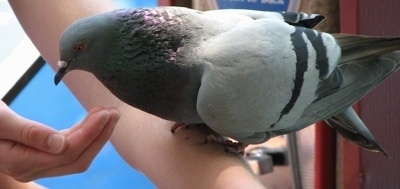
54,60,69,85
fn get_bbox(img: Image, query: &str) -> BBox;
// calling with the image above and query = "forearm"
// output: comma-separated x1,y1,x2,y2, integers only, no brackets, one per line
112,106,264,188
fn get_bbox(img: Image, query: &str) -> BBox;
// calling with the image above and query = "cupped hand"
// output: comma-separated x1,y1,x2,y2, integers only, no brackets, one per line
0,101,120,182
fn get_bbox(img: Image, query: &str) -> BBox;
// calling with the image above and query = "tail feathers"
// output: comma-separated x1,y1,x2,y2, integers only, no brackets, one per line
325,107,389,157
332,34,400,64
365,50,400,86
379,50,400,73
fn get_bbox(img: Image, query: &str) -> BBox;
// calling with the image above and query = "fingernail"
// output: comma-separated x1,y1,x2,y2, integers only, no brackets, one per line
47,134,66,153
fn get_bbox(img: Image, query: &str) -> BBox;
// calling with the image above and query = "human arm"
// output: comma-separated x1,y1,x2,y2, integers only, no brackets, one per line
9,1,265,188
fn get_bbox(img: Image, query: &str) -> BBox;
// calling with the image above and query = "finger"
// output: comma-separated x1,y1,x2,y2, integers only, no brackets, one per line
0,107,105,155
17,108,120,181
59,107,105,136
0,110,66,154
0,108,116,181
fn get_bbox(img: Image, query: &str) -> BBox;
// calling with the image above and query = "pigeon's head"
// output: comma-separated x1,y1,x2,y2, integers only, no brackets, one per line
55,12,120,85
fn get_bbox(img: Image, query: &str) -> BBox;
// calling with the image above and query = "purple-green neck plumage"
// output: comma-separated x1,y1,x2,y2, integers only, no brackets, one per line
95,8,204,123
113,8,187,65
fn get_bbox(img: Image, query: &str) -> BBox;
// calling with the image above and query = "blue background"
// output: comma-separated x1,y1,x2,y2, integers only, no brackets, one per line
214,0,291,11
9,1,157,188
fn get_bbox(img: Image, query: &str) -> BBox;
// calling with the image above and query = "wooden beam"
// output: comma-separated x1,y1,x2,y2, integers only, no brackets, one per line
338,0,362,189
158,0,172,6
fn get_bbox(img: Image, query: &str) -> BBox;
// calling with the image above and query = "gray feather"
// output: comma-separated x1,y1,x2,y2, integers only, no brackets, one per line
209,9,325,28
325,107,389,156
281,51,400,155
333,34,400,63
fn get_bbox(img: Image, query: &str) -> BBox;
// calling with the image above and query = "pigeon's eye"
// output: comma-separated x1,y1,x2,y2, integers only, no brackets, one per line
74,43,86,52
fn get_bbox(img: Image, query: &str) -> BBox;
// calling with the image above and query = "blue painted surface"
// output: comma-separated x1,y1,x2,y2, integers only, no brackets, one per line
210,0,300,12
113,0,157,9
9,1,157,188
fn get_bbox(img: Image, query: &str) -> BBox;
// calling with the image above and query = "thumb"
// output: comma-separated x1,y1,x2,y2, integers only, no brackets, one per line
0,110,66,154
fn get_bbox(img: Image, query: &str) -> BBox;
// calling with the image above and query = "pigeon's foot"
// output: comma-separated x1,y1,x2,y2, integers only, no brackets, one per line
204,135,248,154
171,123,197,133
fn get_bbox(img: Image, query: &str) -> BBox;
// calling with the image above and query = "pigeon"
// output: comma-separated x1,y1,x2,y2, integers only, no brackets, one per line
54,7,400,156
